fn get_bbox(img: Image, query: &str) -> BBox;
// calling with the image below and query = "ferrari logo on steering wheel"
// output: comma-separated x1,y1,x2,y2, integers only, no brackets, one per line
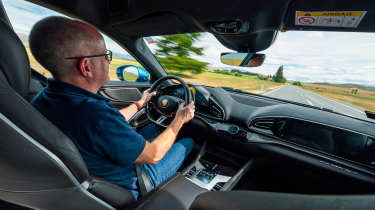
161,99,168,107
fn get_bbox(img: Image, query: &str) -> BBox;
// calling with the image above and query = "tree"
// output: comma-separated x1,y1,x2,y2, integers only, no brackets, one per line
272,65,287,83
155,33,208,74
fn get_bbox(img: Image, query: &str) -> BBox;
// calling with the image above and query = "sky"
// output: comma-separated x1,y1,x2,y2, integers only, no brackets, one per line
4,0,375,86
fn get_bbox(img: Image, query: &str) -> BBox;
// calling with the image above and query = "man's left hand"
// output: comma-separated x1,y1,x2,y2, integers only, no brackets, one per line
137,88,157,108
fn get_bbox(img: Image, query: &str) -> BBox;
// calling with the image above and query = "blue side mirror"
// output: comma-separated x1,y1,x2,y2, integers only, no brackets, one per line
116,65,150,82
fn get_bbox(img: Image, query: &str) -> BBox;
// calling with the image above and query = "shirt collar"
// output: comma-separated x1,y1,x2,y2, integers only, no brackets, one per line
46,78,111,102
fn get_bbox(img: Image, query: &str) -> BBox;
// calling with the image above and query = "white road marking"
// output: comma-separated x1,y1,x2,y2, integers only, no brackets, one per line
263,85,287,96
306,99,314,106
302,88,364,114
262,85,364,116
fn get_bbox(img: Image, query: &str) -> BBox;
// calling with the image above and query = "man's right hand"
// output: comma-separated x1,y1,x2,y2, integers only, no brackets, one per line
175,101,195,124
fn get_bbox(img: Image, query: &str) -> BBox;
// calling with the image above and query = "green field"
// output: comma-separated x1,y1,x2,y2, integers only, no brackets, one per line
167,69,281,93
302,83,375,112
27,51,282,94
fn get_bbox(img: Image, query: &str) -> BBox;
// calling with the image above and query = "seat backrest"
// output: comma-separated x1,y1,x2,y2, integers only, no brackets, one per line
0,15,116,210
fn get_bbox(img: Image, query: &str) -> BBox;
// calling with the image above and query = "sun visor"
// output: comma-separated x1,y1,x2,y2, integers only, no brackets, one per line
113,13,200,37
284,0,375,32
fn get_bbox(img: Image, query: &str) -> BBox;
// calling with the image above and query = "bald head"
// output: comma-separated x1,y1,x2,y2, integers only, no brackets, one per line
29,16,105,79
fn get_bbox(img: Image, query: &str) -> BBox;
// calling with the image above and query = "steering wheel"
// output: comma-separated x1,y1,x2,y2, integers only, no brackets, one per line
146,75,193,127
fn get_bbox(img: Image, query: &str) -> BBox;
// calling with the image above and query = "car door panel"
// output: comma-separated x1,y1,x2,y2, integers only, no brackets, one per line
99,81,151,109
98,82,152,128
100,87,142,102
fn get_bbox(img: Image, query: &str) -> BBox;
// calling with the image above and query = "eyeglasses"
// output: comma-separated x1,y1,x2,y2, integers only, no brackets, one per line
65,50,112,62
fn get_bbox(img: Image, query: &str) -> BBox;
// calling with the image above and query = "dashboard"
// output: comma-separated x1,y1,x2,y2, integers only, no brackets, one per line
161,83,375,171
161,84,225,120
169,85,210,107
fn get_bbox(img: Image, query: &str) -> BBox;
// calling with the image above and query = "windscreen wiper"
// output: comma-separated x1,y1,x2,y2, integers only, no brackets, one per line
220,86,245,93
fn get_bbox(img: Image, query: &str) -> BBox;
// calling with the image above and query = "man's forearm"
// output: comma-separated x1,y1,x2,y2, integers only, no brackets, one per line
119,101,141,121
147,117,184,163
121,89,155,121
135,102,194,164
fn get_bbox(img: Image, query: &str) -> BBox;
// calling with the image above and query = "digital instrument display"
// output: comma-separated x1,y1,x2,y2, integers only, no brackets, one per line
171,86,210,106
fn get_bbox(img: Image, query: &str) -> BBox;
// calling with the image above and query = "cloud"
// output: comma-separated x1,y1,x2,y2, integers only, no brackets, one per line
3,0,64,34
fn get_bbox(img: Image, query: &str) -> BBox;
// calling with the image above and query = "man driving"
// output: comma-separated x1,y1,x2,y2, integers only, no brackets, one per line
29,16,195,199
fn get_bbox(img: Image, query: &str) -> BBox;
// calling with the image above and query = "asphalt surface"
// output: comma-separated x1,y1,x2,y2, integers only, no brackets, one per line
263,85,370,121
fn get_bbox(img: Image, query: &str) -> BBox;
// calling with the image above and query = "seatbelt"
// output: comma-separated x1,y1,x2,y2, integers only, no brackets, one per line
135,164,152,197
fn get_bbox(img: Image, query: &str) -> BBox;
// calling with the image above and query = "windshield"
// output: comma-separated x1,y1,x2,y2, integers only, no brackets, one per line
146,32,375,122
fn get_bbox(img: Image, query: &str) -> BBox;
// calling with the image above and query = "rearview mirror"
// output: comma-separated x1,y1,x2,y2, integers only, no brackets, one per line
220,52,265,67
116,65,150,82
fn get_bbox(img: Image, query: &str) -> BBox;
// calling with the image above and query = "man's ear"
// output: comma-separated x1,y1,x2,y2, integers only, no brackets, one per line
76,58,93,78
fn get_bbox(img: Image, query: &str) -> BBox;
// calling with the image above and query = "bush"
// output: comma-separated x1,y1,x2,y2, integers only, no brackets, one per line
292,81,303,86
257,74,269,81
232,70,257,76
351,88,359,95
214,70,232,75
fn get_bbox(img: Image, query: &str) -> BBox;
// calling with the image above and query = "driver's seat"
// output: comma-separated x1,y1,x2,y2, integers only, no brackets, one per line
0,14,134,210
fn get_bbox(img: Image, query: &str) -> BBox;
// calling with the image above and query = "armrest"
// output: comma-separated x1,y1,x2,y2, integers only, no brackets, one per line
134,173,207,210
88,176,135,209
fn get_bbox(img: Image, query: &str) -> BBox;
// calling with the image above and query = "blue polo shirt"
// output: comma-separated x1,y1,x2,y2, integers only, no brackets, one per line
31,79,146,199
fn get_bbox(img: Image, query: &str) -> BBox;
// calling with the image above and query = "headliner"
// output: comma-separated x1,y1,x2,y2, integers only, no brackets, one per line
27,0,375,52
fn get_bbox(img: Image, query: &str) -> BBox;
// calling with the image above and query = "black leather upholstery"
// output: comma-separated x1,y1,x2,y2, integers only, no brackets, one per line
89,176,135,209
133,173,207,210
26,78,44,101
190,191,375,210
0,15,90,188
0,13,134,209
0,19,30,98
0,74,90,186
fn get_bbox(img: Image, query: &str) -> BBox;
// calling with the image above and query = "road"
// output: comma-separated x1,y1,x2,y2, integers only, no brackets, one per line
263,85,370,121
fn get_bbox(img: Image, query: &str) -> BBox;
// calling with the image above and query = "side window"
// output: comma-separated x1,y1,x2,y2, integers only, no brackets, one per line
103,36,150,83
3,0,58,78
3,0,150,83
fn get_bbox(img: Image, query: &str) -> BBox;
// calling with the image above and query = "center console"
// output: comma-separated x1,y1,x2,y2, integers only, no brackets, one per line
135,141,252,210
185,159,232,191
183,142,252,191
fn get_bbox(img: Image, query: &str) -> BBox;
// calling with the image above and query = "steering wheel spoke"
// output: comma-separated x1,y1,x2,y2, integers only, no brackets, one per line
156,115,168,124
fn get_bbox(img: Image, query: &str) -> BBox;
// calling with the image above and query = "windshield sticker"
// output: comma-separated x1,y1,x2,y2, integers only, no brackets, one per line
295,11,367,28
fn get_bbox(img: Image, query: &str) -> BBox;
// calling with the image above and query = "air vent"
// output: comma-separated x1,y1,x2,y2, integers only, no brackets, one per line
253,119,275,130
209,103,223,119
208,99,224,120
196,98,224,120
249,118,287,136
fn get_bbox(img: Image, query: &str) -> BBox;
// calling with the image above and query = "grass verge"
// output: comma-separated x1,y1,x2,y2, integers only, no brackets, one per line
302,84,375,112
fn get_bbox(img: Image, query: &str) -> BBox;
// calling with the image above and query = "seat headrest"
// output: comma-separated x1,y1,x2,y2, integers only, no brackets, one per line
0,19,30,97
